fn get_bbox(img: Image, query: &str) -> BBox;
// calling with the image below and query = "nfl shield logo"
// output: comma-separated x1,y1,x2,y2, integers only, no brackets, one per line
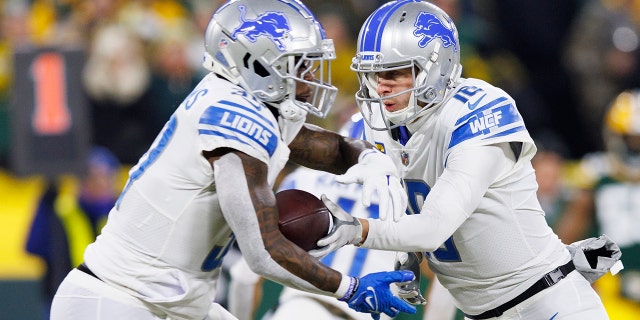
401,151,410,166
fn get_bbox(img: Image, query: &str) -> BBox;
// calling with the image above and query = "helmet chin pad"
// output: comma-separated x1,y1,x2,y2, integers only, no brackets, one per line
384,107,415,125
384,91,418,125
278,97,308,121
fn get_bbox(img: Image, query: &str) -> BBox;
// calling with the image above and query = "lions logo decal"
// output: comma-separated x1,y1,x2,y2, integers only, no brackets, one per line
413,12,458,51
231,5,291,51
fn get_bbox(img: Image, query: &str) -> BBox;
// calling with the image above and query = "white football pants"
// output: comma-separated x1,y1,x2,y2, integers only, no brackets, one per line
463,271,608,320
50,269,237,320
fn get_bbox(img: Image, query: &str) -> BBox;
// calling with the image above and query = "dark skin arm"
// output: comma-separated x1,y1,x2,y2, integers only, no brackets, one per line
204,147,341,292
288,123,375,174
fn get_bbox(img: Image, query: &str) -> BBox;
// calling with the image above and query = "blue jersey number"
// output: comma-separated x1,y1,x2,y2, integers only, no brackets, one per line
116,115,178,208
202,234,236,272
404,180,461,262
116,87,208,208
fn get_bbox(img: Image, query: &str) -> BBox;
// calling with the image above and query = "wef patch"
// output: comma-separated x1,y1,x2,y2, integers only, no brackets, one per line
449,102,525,149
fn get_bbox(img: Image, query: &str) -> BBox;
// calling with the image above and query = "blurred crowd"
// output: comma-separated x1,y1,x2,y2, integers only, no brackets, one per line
0,0,639,319
0,0,638,164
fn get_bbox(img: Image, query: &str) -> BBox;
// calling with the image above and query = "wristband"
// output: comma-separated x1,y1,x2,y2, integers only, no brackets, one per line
337,276,359,301
334,275,352,299
358,148,379,162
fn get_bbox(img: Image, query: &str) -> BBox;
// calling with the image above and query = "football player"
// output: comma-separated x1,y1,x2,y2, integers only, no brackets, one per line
311,1,614,319
227,114,459,320
49,1,415,319
556,89,640,320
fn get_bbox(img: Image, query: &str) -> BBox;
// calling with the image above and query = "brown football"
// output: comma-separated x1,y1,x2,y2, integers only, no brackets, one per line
276,189,331,251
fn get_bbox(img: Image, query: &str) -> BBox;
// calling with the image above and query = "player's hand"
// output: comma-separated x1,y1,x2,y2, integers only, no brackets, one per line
335,148,407,222
348,271,417,319
309,195,362,258
394,252,427,305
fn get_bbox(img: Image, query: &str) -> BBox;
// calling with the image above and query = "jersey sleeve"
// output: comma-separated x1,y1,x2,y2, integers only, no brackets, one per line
445,80,536,163
196,96,280,165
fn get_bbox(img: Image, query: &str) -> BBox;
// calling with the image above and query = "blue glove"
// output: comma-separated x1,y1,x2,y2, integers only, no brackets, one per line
343,271,417,320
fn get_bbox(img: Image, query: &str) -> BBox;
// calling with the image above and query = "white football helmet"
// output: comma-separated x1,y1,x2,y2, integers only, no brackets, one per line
203,0,337,120
351,0,462,130
604,90,640,177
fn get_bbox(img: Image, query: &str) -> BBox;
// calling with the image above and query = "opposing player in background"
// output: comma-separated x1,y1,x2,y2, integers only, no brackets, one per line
49,1,415,319
556,90,640,320
311,1,618,319
228,114,458,320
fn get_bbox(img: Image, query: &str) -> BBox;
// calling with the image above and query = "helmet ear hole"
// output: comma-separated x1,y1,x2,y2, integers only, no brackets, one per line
253,60,270,77
240,53,270,77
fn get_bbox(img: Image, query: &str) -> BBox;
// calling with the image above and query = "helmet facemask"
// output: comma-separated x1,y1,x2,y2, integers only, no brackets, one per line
273,45,337,120
354,62,424,130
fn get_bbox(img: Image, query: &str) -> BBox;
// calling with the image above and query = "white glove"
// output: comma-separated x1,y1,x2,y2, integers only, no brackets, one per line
309,195,363,258
336,148,407,221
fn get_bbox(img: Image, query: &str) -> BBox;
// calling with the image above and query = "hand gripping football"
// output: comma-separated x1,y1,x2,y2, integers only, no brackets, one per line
275,189,332,251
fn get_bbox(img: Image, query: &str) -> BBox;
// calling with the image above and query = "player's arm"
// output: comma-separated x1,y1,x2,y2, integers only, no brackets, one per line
364,143,510,251
206,147,343,294
288,123,367,174
290,123,407,221
312,142,512,255
207,148,416,318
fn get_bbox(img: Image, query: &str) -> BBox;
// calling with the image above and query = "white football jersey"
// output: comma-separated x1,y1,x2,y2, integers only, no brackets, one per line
274,164,398,319
362,78,570,315
83,74,300,319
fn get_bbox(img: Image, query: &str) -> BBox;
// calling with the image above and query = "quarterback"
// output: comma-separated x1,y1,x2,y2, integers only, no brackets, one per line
49,1,414,319
312,1,614,319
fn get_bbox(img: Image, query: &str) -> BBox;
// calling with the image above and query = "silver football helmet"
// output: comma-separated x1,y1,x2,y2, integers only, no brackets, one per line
351,0,462,130
203,0,337,120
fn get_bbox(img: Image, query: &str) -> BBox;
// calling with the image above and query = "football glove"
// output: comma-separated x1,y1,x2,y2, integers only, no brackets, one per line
336,148,407,222
343,271,418,320
567,234,623,283
394,252,427,305
309,195,363,258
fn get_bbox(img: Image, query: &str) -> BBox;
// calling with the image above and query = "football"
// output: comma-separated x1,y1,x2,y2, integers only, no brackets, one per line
276,189,332,251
